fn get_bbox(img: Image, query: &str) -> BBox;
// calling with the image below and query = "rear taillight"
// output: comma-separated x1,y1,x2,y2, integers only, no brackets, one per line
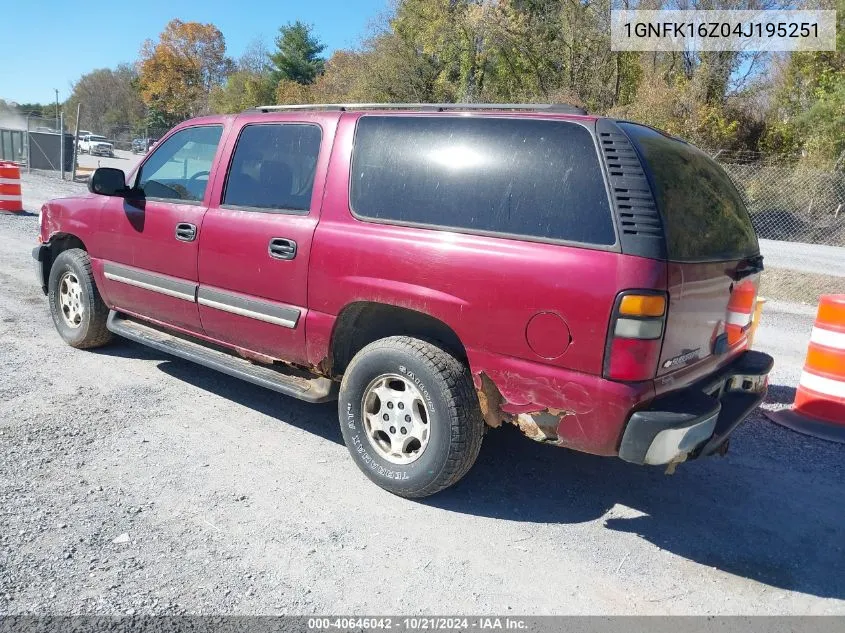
604,291,667,382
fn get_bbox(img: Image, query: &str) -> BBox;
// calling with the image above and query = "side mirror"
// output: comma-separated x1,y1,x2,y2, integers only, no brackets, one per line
89,168,129,197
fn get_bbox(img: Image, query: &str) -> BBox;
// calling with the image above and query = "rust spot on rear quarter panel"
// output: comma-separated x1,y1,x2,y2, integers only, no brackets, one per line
476,373,510,428
476,372,580,445
471,353,651,456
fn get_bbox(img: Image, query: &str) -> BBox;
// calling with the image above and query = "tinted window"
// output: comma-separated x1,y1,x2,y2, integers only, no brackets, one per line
350,117,615,245
619,123,758,261
223,124,322,212
136,126,222,202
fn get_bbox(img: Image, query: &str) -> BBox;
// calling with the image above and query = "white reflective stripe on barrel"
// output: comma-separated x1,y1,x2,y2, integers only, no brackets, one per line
810,326,845,351
727,311,752,326
799,371,845,399
0,194,22,201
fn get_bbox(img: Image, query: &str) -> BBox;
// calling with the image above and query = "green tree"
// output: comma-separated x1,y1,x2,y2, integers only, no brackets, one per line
389,0,643,109
64,65,146,134
210,40,276,113
270,22,326,86
763,0,845,163
15,103,51,117
211,71,276,112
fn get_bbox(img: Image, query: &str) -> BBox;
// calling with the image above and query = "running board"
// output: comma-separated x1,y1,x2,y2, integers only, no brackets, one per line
107,311,338,403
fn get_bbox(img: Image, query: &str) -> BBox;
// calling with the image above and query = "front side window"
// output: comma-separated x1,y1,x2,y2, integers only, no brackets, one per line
136,126,223,203
350,116,616,245
223,123,322,212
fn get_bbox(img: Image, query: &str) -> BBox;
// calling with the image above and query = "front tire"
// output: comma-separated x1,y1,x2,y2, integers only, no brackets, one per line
48,248,112,349
338,336,484,498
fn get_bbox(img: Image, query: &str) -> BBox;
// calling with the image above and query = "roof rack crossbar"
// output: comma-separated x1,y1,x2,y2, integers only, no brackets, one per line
249,103,588,115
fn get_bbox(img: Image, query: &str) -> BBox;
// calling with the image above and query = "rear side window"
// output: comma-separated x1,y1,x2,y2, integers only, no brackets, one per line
619,123,759,261
350,116,615,246
223,123,322,212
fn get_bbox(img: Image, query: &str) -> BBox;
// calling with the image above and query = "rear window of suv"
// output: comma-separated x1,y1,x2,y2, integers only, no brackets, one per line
619,122,759,262
350,116,616,246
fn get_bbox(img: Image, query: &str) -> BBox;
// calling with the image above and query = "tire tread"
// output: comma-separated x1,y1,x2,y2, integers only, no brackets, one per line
343,336,484,498
49,248,112,349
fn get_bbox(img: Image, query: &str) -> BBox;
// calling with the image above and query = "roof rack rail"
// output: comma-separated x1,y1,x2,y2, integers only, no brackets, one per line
248,103,588,115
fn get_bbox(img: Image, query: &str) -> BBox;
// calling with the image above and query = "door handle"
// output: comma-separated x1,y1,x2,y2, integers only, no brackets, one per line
175,223,197,242
268,237,297,260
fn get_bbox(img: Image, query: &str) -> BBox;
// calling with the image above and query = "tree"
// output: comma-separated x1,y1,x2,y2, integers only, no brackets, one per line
275,79,314,105
138,19,232,124
64,65,146,134
386,0,643,109
310,51,371,103
609,67,741,150
270,21,326,86
763,0,845,163
211,71,276,113
14,103,51,117
238,38,273,75
354,33,441,102
210,39,275,113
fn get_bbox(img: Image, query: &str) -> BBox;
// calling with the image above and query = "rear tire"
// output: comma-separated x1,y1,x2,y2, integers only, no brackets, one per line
48,248,113,349
338,336,484,498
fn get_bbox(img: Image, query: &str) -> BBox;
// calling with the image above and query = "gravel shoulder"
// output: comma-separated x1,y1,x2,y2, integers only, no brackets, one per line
0,173,843,616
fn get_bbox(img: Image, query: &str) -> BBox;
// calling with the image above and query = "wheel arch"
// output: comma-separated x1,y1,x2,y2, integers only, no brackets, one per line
327,301,468,377
38,233,88,294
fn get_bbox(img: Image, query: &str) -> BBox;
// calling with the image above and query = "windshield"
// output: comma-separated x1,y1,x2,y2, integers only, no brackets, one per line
90,136,108,142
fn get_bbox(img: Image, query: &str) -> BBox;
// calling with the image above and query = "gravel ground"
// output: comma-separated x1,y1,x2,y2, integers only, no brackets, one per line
0,172,844,616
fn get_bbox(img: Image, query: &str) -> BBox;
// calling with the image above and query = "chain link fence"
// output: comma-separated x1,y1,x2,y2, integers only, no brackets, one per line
716,150,845,248
0,115,73,173
0,113,170,178
714,150,845,305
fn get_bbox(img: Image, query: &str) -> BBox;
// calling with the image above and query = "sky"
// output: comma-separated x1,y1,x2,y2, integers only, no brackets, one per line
1,0,389,104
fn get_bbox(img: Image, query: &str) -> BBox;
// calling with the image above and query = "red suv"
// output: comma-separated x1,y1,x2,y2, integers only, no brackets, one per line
34,104,773,497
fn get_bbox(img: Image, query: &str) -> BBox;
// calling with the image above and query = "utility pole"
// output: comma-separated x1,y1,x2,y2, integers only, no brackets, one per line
26,115,31,173
71,103,81,182
60,112,65,181
54,89,59,131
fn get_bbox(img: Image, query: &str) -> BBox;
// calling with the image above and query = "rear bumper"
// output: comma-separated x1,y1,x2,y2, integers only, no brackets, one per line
618,350,774,465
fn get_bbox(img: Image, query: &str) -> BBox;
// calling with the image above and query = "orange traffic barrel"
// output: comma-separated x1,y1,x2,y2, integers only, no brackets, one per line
725,280,756,346
747,297,767,349
0,161,23,213
767,295,845,443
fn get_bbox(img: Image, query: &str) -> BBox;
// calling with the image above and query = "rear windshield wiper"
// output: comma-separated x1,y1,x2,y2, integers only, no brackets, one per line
730,255,764,281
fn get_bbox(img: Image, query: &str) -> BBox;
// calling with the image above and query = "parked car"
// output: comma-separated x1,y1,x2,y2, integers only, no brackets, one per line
131,138,157,154
78,134,114,157
33,104,772,498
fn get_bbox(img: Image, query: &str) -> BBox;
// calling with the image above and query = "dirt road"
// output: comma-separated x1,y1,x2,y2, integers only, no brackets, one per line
1,172,843,615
